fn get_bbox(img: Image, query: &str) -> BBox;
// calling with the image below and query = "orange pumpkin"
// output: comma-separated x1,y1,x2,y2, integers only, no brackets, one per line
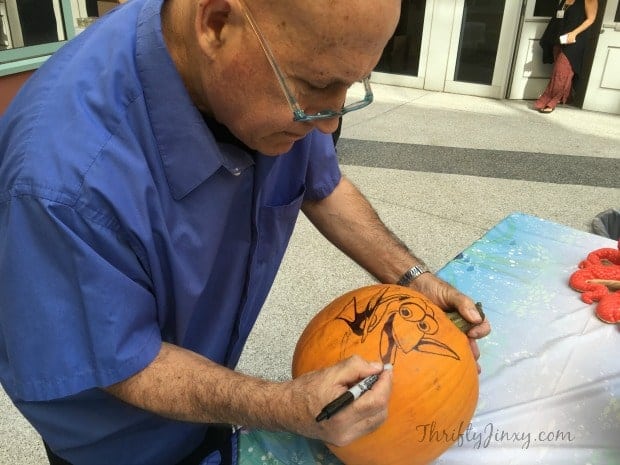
292,284,479,465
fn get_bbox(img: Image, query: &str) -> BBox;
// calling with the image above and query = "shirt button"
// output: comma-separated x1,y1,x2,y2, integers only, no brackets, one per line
231,167,242,176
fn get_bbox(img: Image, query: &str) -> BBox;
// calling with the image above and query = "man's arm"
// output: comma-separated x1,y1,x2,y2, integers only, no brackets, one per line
302,175,490,340
104,342,392,447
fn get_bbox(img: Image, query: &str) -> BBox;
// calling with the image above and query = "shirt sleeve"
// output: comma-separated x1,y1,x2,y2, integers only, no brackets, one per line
0,196,162,402
303,130,342,201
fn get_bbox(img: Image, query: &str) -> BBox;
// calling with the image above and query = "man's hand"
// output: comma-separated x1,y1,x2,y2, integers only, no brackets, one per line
409,272,491,371
282,356,392,446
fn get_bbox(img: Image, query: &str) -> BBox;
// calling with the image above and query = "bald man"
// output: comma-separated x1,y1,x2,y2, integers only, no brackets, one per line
0,0,490,464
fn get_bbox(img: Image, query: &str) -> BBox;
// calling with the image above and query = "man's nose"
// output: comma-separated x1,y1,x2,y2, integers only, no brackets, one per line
312,116,342,135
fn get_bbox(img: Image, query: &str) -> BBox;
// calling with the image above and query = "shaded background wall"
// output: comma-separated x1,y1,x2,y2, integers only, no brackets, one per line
0,70,34,115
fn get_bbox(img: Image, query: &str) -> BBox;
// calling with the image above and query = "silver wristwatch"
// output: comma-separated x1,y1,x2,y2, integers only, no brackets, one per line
396,264,430,286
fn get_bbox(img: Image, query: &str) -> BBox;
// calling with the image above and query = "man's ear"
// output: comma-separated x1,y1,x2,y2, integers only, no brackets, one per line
195,0,234,57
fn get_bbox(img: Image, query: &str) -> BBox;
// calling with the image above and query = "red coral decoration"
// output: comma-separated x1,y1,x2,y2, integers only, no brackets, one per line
595,293,620,325
569,240,620,324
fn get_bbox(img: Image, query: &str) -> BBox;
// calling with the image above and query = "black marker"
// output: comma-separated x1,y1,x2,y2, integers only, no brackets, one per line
315,364,392,422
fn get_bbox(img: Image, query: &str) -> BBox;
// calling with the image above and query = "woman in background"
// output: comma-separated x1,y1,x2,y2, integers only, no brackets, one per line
535,0,598,113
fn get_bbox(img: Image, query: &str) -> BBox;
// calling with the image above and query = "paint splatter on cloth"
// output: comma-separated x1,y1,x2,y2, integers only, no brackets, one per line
237,428,343,465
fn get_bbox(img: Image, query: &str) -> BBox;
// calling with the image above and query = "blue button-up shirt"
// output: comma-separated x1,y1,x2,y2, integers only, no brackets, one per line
0,0,341,463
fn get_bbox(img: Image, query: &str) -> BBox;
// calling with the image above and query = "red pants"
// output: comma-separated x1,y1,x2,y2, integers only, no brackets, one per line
535,45,574,110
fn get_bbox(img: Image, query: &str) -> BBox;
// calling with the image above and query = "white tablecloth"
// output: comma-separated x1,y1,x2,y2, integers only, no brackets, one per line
433,213,619,465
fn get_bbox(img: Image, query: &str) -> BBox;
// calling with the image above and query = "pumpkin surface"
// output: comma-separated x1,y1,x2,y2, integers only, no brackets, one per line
292,284,479,465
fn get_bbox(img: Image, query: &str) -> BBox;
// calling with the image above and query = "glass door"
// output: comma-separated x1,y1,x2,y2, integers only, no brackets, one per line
443,0,522,98
375,0,426,76
372,0,522,99
1,0,66,48
372,0,433,88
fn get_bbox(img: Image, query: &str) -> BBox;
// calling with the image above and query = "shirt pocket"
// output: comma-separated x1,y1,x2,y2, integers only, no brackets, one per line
255,185,305,266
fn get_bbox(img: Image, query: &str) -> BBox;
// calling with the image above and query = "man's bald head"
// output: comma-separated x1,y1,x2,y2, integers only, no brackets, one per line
162,0,401,154
250,0,400,57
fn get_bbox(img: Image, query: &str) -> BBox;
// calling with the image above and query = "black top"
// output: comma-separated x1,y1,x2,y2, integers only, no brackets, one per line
539,0,591,78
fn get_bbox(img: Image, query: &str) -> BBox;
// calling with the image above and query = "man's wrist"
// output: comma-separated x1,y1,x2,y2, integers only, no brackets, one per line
396,263,430,286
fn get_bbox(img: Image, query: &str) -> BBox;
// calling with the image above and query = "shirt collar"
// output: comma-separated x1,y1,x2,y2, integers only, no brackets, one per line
135,0,253,199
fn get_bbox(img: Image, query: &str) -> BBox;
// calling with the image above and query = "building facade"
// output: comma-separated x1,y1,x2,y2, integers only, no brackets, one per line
372,0,620,114
1,0,619,114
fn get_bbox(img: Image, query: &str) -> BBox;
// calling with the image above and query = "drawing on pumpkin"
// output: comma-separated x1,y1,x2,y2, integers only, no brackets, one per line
336,286,460,365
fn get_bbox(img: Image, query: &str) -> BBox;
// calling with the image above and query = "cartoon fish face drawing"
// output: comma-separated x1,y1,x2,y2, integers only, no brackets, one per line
336,286,460,365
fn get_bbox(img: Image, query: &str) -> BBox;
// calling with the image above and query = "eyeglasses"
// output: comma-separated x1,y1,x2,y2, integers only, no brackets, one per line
237,0,374,123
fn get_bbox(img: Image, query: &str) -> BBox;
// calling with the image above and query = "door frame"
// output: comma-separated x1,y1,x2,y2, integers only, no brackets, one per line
582,0,620,113
507,0,560,100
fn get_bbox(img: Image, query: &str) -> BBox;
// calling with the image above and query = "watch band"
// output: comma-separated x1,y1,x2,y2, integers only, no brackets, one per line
396,264,430,286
